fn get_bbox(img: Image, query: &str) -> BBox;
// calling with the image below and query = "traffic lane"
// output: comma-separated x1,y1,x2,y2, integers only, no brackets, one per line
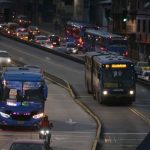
0,80,96,150
79,83,150,150
1,36,150,150
46,81,96,150
0,36,84,85
130,83,150,123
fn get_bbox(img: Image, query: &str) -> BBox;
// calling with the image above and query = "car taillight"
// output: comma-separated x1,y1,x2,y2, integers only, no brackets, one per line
100,47,107,51
46,40,50,43
36,40,40,43
123,50,128,57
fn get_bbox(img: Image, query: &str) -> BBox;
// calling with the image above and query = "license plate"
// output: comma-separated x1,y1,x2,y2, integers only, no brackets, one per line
17,121,24,125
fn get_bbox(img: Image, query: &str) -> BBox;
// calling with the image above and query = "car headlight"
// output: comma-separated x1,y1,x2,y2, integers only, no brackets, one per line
72,49,77,53
129,90,134,95
40,130,45,134
32,113,44,119
0,112,10,118
46,130,50,134
103,90,108,95
7,58,11,63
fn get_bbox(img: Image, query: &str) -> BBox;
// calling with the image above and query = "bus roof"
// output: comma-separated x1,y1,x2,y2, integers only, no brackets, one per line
2,67,44,81
85,29,123,38
67,21,97,29
94,54,133,64
85,51,119,58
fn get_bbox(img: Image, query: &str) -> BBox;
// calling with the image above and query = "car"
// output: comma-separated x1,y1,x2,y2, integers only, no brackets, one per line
9,139,50,150
64,42,78,54
48,34,60,47
16,27,29,40
139,70,150,80
28,25,40,40
14,15,31,27
33,35,50,46
134,61,149,75
0,50,11,66
1,22,19,36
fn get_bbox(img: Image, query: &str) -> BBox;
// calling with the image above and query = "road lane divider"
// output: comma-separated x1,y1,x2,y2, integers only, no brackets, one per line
129,107,150,125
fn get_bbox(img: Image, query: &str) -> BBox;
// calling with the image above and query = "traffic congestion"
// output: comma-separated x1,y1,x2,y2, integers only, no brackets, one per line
0,1,150,150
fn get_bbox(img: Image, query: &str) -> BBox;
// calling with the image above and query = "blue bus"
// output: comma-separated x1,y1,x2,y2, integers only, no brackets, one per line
65,21,98,51
85,51,136,104
0,67,48,127
84,29,129,56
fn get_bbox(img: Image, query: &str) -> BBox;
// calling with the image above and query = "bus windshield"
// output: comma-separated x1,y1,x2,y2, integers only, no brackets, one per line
102,69,135,88
109,39,127,46
3,81,44,102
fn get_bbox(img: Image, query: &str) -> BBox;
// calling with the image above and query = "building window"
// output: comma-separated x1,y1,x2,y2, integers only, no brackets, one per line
137,20,140,32
143,20,146,32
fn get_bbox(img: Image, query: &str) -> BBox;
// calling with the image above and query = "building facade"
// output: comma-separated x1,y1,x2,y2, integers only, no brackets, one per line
111,0,150,61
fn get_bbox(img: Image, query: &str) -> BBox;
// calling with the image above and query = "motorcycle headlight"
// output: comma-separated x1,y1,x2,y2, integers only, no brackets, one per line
0,112,10,118
32,113,44,119
129,90,134,95
103,90,108,95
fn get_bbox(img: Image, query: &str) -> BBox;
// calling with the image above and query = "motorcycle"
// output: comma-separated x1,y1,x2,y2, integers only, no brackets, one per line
39,127,51,147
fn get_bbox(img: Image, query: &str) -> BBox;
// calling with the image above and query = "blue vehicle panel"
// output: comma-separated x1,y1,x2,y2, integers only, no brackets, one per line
0,67,48,127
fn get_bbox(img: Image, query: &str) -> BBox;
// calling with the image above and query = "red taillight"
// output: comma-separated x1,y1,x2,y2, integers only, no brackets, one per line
46,40,50,43
36,40,40,43
123,51,128,57
100,47,107,51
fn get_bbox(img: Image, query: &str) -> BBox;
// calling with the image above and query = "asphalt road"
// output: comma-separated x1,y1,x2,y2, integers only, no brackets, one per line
0,36,150,150
0,79,96,150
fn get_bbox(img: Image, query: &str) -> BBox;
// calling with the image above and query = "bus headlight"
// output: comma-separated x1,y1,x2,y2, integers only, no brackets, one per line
129,90,134,95
103,90,108,95
32,113,44,119
7,58,11,63
0,112,10,118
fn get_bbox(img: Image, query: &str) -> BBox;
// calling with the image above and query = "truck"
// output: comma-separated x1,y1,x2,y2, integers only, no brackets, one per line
0,66,48,128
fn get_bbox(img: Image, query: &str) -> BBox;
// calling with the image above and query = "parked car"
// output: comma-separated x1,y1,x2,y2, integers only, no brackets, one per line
0,50,11,66
16,27,29,40
64,42,78,54
33,35,50,46
139,70,150,80
134,61,150,75
9,139,50,150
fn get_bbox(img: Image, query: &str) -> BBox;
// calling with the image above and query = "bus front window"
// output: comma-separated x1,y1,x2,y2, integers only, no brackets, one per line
23,81,44,102
102,69,135,88
110,39,127,46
